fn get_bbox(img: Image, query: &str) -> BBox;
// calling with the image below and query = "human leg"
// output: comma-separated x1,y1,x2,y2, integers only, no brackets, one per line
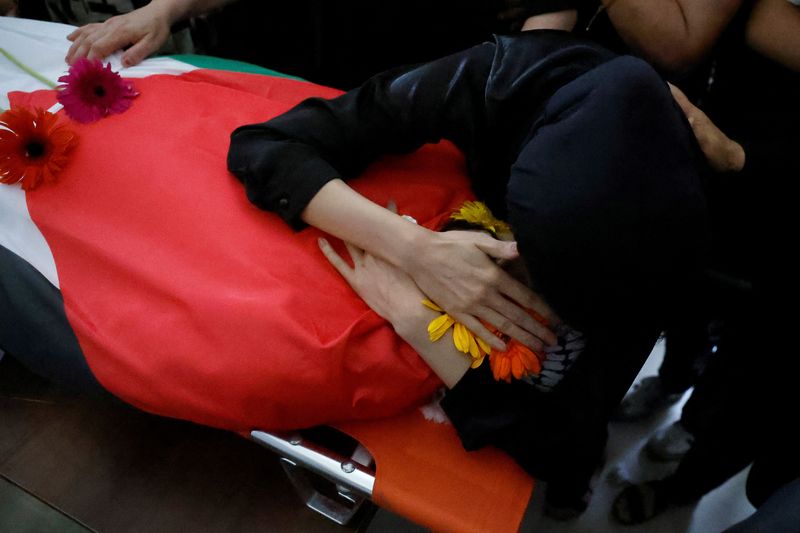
612,289,766,524
445,54,706,516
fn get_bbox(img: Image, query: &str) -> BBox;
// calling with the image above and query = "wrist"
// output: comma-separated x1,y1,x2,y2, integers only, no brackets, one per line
387,217,436,270
151,0,190,25
392,305,437,344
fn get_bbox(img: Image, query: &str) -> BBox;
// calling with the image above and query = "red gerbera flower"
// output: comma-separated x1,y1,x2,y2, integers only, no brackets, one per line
57,58,138,123
0,106,79,190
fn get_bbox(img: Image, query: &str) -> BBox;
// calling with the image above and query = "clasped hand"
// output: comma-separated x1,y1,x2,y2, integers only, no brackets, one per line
320,222,557,353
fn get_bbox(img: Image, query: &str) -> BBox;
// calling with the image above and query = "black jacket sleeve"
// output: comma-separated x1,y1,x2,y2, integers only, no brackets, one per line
227,42,495,230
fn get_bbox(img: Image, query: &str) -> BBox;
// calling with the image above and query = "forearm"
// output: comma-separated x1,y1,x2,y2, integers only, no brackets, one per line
391,307,472,389
316,234,472,388
604,0,741,73
228,44,492,229
302,179,432,268
746,0,800,71
150,0,236,25
521,9,578,31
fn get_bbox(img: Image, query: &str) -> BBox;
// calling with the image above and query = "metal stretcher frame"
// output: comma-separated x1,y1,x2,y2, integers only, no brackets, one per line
251,430,376,525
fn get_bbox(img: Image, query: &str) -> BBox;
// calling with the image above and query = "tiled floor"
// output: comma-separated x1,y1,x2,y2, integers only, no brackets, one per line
0,476,92,533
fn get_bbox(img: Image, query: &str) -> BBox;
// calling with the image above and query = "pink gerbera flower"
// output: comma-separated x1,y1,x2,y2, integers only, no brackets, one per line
57,58,138,123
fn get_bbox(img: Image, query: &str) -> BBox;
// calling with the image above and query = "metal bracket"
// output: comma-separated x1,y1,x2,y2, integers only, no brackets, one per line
251,430,375,525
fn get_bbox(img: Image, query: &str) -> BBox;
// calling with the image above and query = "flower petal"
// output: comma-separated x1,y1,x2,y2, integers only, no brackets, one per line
428,314,455,342
468,332,481,359
453,323,471,354
470,354,485,369
422,299,444,312
475,335,492,355
511,356,525,379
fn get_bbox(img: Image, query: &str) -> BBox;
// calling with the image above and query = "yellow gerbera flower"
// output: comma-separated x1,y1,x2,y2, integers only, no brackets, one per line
450,201,511,235
428,313,455,342
425,299,491,368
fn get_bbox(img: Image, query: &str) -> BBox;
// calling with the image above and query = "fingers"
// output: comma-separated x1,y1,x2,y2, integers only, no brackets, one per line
86,29,133,61
669,83,697,122
343,241,364,266
492,268,559,327
483,294,557,347
64,14,165,67
318,238,354,281
474,234,519,261
65,22,126,64
476,307,544,352
65,24,102,64
453,313,506,352
67,25,90,42
120,36,154,67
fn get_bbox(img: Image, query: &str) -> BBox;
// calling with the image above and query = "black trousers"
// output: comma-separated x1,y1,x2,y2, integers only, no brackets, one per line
443,56,706,498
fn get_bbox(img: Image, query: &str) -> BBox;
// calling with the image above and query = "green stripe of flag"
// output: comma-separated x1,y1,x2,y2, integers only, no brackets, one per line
166,54,304,80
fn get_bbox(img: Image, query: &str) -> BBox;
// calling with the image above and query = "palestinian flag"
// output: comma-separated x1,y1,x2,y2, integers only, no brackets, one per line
1,53,475,431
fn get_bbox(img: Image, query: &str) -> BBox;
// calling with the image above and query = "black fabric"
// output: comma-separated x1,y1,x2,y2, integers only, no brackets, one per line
724,478,800,533
701,46,799,286
442,317,661,490
0,245,105,395
229,31,617,231
229,31,707,493
503,55,706,330
651,8,799,506
229,31,706,331
206,0,504,89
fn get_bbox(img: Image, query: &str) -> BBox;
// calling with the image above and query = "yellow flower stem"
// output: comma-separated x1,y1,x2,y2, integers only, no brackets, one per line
0,47,57,89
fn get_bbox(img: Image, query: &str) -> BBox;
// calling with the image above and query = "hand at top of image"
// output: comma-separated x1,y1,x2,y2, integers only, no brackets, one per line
65,2,173,67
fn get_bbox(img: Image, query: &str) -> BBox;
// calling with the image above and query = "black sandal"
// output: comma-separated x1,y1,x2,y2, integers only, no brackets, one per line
611,480,672,525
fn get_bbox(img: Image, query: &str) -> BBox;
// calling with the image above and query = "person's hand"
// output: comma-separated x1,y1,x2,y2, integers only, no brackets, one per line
319,235,475,388
65,3,173,67
669,83,745,173
404,230,558,353
318,238,427,329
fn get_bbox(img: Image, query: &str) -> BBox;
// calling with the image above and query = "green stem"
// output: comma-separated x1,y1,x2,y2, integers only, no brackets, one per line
0,47,58,89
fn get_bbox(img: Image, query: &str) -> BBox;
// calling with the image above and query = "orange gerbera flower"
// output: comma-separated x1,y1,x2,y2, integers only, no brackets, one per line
488,341,542,383
483,316,545,383
0,106,79,190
